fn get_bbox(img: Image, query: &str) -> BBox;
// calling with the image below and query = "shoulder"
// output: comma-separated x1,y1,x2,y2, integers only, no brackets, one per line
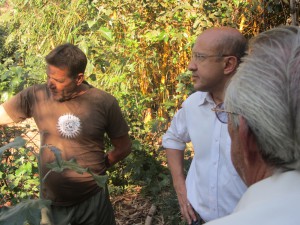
87,87,116,101
85,87,120,110
182,91,207,107
20,83,46,92
12,84,47,99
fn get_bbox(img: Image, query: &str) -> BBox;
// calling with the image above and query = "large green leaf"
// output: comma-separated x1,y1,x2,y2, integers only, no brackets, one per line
42,145,108,189
0,136,26,157
99,27,114,42
0,199,51,225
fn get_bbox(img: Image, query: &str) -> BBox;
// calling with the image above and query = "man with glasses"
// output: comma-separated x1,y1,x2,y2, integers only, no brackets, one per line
206,25,300,225
162,27,247,224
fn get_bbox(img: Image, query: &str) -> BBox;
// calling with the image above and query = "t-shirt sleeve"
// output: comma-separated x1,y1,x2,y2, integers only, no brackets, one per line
105,98,129,138
3,87,34,122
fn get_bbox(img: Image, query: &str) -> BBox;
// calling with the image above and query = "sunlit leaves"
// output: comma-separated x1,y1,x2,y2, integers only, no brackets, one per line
87,20,97,29
99,27,114,42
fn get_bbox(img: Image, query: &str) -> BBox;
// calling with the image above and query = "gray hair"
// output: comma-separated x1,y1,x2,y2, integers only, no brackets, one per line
225,26,300,170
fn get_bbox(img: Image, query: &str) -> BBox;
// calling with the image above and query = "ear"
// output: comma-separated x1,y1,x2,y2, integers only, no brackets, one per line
238,116,260,166
223,56,238,75
76,73,84,85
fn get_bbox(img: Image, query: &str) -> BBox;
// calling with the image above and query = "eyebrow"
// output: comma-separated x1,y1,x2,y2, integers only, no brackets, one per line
47,74,65,83
193,51,210,55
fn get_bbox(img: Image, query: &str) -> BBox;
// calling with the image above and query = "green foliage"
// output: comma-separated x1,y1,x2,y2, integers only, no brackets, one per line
0,131,39,206
122,140,170,196
0,22,44,102
0,199,51,225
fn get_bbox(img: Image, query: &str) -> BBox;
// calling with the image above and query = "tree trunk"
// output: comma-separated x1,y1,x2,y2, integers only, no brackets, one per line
290,0,299,25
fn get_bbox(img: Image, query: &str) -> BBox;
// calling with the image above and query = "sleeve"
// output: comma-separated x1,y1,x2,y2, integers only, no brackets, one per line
2,87,34,122
162,107,191,150
105,98,129,138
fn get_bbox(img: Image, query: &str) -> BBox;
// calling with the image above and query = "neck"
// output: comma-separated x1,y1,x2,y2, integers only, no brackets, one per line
73,83,90,97
59,83,90,102
245,158,274,187
211,91,224,105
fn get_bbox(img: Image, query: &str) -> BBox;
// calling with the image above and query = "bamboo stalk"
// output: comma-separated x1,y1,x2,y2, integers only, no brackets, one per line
145,204,157,225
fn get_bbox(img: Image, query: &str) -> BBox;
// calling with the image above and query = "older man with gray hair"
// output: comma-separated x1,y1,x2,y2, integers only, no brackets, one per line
208,25,300,225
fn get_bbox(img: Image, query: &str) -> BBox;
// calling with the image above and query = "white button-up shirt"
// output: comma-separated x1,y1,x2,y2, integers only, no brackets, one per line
206,171,300,225
162,91,246,221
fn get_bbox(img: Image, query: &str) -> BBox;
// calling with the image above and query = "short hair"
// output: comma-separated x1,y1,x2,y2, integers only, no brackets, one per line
217,32,247,61
225,26,300,170
45,43,87,78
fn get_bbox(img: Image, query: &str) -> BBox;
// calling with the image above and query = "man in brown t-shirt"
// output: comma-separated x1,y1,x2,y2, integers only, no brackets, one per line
0,43,132,225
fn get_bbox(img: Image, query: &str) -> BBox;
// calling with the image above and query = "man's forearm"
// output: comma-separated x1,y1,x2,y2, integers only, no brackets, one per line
166,148,185,183
166,148,197,223
106,134,132,167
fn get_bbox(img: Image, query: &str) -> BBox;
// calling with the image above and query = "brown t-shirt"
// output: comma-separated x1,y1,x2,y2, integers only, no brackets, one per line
3,83,129,206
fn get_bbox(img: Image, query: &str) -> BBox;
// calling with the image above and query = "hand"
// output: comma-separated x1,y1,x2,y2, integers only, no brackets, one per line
108,134,131,166
166,149,198,224
176,189,197,224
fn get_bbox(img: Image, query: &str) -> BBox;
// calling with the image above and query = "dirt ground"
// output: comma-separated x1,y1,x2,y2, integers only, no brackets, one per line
113,191,165,225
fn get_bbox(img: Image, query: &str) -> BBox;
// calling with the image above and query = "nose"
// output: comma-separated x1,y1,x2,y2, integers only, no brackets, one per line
47,78,55,89
188,59,197,71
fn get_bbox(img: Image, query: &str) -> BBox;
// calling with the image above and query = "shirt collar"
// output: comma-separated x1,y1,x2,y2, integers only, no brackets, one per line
198,92,215,106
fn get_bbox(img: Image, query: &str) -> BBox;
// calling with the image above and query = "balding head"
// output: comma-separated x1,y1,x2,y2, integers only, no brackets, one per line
199,27,247,60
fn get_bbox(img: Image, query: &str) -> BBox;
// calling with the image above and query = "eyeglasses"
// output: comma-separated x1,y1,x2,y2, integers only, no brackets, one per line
211,103,238,124
191,52,230,62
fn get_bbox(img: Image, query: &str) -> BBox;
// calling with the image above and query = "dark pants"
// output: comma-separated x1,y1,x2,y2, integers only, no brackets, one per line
195,211,206,224
47,188,116,225
189,211,206,225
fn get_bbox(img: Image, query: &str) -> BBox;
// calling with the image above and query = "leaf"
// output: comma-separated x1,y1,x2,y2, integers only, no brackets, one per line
0,91,9,102
47,145,63,167
87,20,97,28
282,0,289,4
88,74,97,81
46,158,89,174
0,137,26,157
23,0,29,7
0,199,51,225
99,27,114,42
78,39,89,55
44,147,107,189
131,140,143,151
90,172,108,189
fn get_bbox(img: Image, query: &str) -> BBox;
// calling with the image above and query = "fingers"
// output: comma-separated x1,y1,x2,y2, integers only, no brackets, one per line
179,201,197,225
173,183,197,225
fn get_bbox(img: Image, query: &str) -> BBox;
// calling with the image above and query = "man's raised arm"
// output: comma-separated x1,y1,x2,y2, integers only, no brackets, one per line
0,105,14,125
